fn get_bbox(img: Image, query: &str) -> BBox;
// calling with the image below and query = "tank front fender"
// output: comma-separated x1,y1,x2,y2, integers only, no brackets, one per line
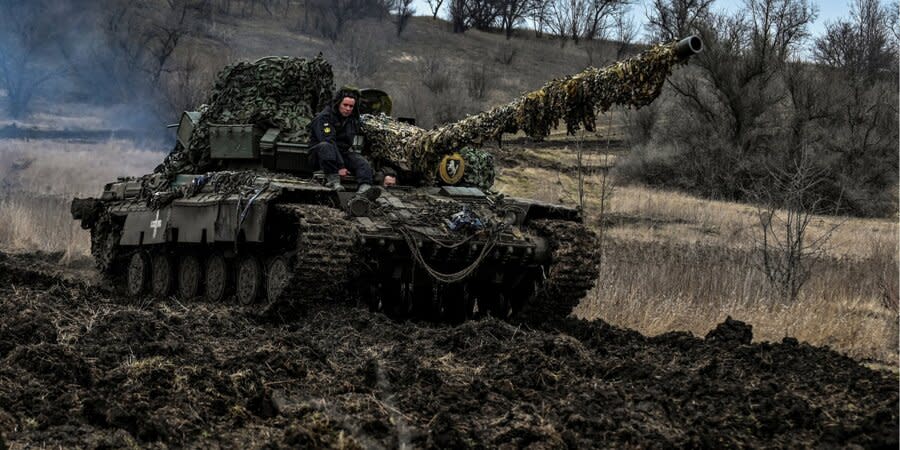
71,197,104,229
506,197,582,224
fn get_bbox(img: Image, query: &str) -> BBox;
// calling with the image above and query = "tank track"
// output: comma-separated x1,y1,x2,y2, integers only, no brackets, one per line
90,211,121,275
263,204,360,318
518,219,600,326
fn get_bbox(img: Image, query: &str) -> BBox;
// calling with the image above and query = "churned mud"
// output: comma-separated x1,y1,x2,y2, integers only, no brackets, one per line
0,251,896,449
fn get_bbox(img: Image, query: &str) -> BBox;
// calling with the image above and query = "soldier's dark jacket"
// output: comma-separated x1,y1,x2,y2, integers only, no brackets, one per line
309,90,360,152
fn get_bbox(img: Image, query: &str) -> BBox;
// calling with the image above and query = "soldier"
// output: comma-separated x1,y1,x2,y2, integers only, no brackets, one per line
308,87,377,193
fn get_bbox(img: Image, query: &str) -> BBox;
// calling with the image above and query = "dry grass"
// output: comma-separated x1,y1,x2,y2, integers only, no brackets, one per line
0,139,160,259
495,148,899,366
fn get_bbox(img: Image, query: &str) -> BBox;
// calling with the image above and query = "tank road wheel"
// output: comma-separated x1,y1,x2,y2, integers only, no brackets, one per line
236,256,263,305
266,256,291,304
151,252,176,297
490,293,513,319
444,283,477,323
178,254,203,299
205,252,231,302
126,251,150,297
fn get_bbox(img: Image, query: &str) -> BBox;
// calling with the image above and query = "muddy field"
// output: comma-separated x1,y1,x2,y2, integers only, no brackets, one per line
0,250,897,449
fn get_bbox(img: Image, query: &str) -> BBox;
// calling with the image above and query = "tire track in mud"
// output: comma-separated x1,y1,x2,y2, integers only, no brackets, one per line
0,251,896,448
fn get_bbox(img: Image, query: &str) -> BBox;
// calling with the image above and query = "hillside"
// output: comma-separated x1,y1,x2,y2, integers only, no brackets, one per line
2,13,620,135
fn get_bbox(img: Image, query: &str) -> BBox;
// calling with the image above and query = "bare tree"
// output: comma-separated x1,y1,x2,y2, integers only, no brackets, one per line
160,48,221,118
529,0,552,37
744,0,818,73
814,0,897,80
468,0,502,30
426,0,445,19
309,0,393,42
498,0,532,38
0,0,67,118
100,0,203,90
890,0,900,41
395,0,415,35
547,0,588,46
449,0,469,32
465,63,490,99
612,5,638,58
581,1,628,65
810,0,899,215
417,56,453,93
583,0,626,41
334,25,386,82
645,0,715,41
617,0,822,201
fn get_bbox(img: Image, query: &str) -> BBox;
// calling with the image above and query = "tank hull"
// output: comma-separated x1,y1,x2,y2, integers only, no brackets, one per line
72,173,599,322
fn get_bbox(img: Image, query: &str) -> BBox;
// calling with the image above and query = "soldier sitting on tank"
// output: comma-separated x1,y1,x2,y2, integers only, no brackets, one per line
308,87,382,194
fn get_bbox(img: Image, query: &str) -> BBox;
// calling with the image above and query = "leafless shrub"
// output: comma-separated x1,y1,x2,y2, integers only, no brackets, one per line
0,0,69,118
363,77,474,129
333,24,387,83
644,0,714,41
872,242,900,313
493,41,517,65
394,0,415,36
159,49,224,119
583,40,610,67
431,85,474,125
397,83,434,127
305,0,393,42
417,57,452,94
465,64,490,100
751,156,842,303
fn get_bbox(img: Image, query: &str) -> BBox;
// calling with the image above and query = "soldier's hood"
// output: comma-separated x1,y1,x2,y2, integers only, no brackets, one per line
329,87,361,119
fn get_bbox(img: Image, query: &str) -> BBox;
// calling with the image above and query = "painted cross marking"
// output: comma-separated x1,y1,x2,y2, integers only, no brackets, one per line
150,210,163,238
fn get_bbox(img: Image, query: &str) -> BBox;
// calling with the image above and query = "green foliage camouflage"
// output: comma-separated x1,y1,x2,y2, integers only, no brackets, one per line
157,55,334,174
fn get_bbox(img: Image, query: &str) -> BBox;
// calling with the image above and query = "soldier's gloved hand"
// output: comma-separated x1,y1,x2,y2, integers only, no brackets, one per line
338,168,349,177
383,176,396,186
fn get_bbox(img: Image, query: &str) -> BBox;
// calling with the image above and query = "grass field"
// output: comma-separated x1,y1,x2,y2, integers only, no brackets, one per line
0,139,161,260
495,140,899,366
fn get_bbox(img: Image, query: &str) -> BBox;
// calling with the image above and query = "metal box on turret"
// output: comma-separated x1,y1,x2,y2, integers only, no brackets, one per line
209,124,260,159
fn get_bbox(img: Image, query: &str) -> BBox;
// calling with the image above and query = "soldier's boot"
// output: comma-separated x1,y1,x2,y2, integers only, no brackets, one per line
356,183,381,201
325,174,343,191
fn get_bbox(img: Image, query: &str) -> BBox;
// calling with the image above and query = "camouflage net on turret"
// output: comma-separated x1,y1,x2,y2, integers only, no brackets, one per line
157,55,334,175
360,39,689,176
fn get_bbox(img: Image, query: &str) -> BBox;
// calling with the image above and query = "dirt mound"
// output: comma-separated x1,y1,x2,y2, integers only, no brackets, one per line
0,251,896,448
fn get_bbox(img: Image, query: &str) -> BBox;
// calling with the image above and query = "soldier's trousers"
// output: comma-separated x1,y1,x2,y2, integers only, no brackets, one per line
309,142,374,184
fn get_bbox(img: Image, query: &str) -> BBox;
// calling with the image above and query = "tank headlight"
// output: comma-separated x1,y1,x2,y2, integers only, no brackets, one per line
502,210,517,225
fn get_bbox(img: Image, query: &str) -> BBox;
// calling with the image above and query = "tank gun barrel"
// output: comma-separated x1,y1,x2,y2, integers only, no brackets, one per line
673,35,703,59
362,36,703,175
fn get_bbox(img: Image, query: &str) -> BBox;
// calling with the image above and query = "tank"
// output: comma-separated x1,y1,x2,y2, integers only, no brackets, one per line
71,36,702,322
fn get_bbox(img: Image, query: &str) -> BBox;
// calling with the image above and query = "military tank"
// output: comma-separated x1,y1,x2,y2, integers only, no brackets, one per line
71,36,702,322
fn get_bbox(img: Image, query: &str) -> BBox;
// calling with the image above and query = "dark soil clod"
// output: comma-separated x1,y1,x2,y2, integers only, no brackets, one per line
705,315,753,345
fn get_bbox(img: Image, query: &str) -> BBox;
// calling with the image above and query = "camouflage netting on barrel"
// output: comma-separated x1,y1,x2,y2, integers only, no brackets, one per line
360,39,692,177
157,55,335,175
